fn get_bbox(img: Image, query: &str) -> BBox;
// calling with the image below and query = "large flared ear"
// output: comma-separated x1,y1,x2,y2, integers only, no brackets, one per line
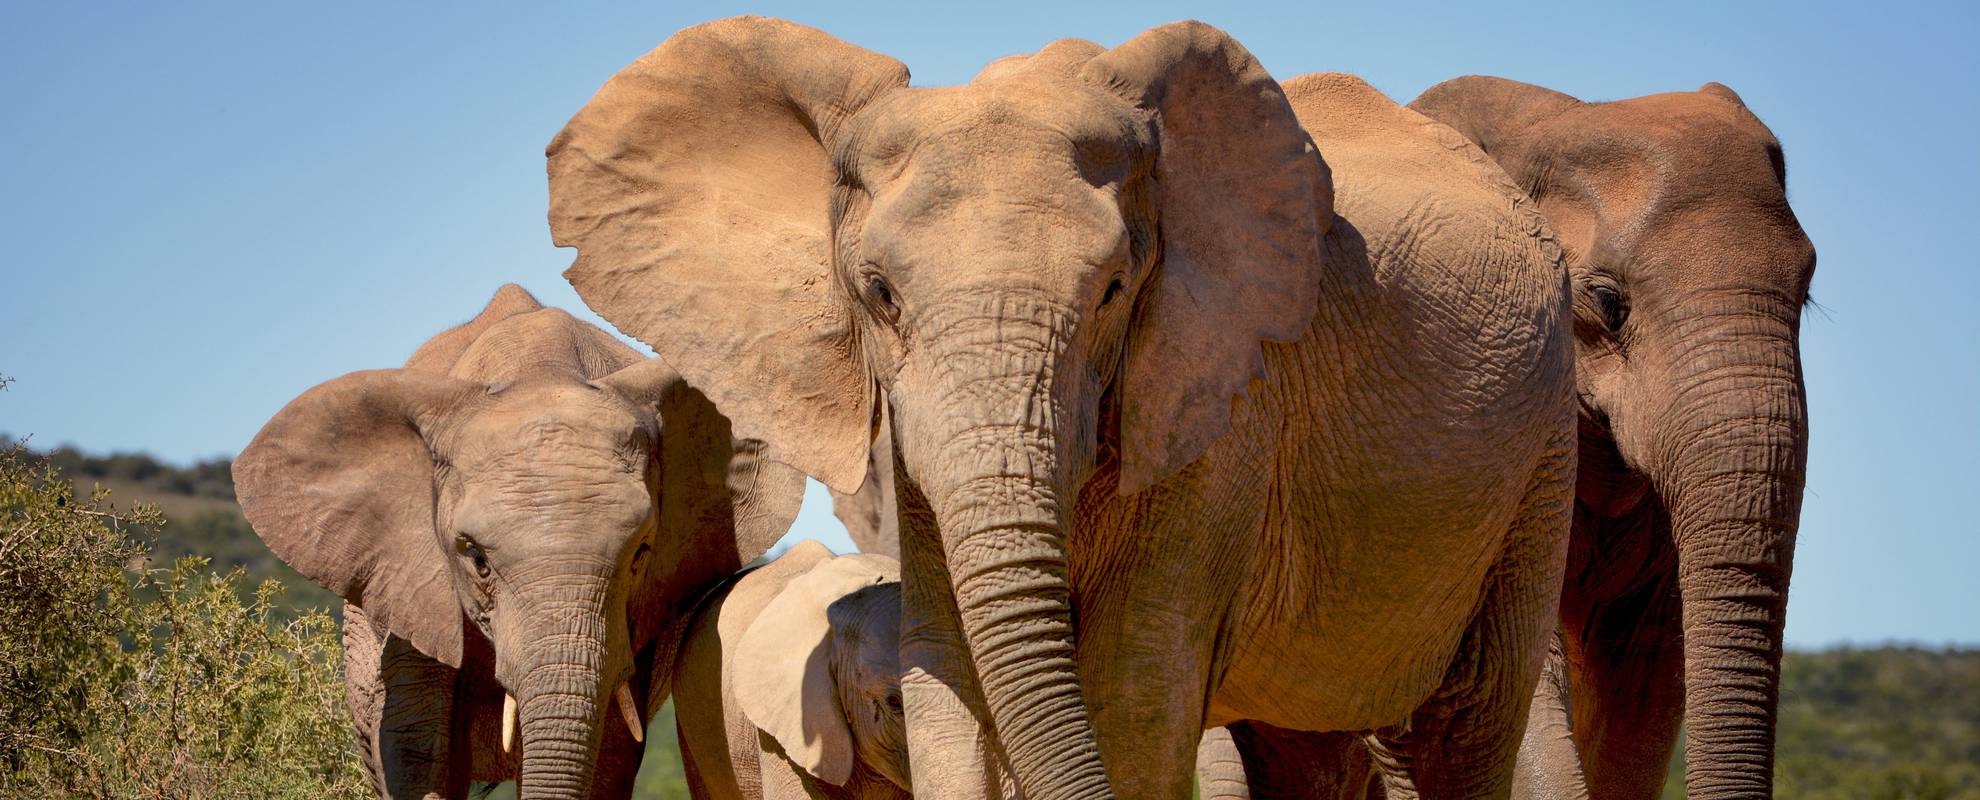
828,403,897,558
548,16,909,494
1078,21,1333,494
403,283,545,372
233,370,483,666
735,551,899,786
593,357,807,632
1407,75,1581,158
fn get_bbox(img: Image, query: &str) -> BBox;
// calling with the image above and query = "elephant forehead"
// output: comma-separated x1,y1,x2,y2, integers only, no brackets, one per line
848,81,1146,180
449,390,650,474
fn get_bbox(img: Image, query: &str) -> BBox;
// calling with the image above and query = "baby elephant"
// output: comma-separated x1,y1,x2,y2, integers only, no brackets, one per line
673,540,909,800
236,284,803,797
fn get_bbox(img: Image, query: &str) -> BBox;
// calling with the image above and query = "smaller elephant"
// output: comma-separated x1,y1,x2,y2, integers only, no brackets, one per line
235,284,803,798
673,540,910,800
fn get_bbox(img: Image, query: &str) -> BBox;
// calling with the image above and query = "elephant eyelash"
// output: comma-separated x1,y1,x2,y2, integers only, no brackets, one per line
1590,284,1629,332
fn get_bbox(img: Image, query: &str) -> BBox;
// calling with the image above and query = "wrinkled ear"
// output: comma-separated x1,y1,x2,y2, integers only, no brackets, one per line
1079,21,1332,494
735,555,898,785
233,370,482,666
593,357,808,634
404,284,545,372
1407,75,1581,157
549,16,909,494
828,404,898,559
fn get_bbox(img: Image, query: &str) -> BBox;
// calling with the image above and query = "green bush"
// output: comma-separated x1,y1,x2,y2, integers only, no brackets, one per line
0,443,367,798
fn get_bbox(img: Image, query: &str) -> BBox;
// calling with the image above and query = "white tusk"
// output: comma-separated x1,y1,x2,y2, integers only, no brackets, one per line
502,693,517,753
615,682,644,743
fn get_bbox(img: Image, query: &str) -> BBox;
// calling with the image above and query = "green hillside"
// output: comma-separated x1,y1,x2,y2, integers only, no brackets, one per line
1661,647,1980,799
30,443,342,615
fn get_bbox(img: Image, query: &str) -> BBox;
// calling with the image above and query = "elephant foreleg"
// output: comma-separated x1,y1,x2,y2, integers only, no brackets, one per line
373,623,469,799
1510,632,1590,800
343,604,392,796
1558,561,1685,800
897,477,1016,800
1197,727,1251,799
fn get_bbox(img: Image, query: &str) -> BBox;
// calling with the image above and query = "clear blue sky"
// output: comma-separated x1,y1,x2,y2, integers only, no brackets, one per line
3,1,1974,647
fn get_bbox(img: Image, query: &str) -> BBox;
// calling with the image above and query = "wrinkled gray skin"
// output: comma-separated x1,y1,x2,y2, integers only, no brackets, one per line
673,541,911,800
235,285,804,799
1409,78,1815,800
551,18,1578,799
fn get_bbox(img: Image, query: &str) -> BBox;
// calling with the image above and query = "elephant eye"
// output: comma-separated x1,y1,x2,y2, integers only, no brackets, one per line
884,691,903,714
1591,284,1628,333
457,535,490,579
1100,274,1126,308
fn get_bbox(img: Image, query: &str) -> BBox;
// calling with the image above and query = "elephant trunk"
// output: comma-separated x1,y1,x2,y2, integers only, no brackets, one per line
1657,323,1807,798
903,294,1112,800
510,575,621,800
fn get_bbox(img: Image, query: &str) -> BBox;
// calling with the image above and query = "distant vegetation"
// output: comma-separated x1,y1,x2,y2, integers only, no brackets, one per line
1660,646,1980,798
19,440,342,615
0,429,1971,798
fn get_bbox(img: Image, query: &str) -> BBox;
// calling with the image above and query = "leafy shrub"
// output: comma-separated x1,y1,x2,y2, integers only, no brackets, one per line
0,443,367,798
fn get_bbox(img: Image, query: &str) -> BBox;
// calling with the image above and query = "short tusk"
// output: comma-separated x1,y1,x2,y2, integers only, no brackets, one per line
502,693,517,753
615,682,644,743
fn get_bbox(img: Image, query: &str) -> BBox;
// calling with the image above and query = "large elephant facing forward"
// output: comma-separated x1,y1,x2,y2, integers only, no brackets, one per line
550,18,1576,799
234,285,804,798
1410,79,1815,799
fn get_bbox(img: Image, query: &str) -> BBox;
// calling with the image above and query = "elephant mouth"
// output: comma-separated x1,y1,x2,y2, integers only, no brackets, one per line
499,672,646,754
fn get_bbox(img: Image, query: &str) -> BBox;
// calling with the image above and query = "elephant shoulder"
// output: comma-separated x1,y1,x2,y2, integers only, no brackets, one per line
1288,73,1563,297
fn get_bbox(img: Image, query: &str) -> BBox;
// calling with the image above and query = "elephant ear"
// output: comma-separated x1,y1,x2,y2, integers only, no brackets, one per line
734,550,899,786
828,403,898,559
1407,75,1581,158
593,358,808,640
233,370,483,667
1078,21,1333,494
548,16,909,494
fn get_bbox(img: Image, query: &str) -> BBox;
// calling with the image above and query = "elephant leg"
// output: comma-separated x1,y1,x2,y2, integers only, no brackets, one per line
1510,632,1590,800
585,707,647,800
374,628,470,799
585,655,656,800
897,475,1015,800
1558,562,1685,800
1225,722,1376,800
343,604,392,797
1198,727,1251,799
1369,458,1574,799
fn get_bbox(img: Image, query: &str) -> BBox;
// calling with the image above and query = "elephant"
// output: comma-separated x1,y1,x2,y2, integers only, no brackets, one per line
672,540,911,800
233,284,805,798
547,18,1579,799
1407,78,1816,799
830,406,897,559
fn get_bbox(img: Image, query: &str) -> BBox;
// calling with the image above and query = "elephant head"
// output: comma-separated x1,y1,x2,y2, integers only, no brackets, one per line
234,286,804,799
1410,78,1814,796
735,546,910,793
548,18,1329,797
